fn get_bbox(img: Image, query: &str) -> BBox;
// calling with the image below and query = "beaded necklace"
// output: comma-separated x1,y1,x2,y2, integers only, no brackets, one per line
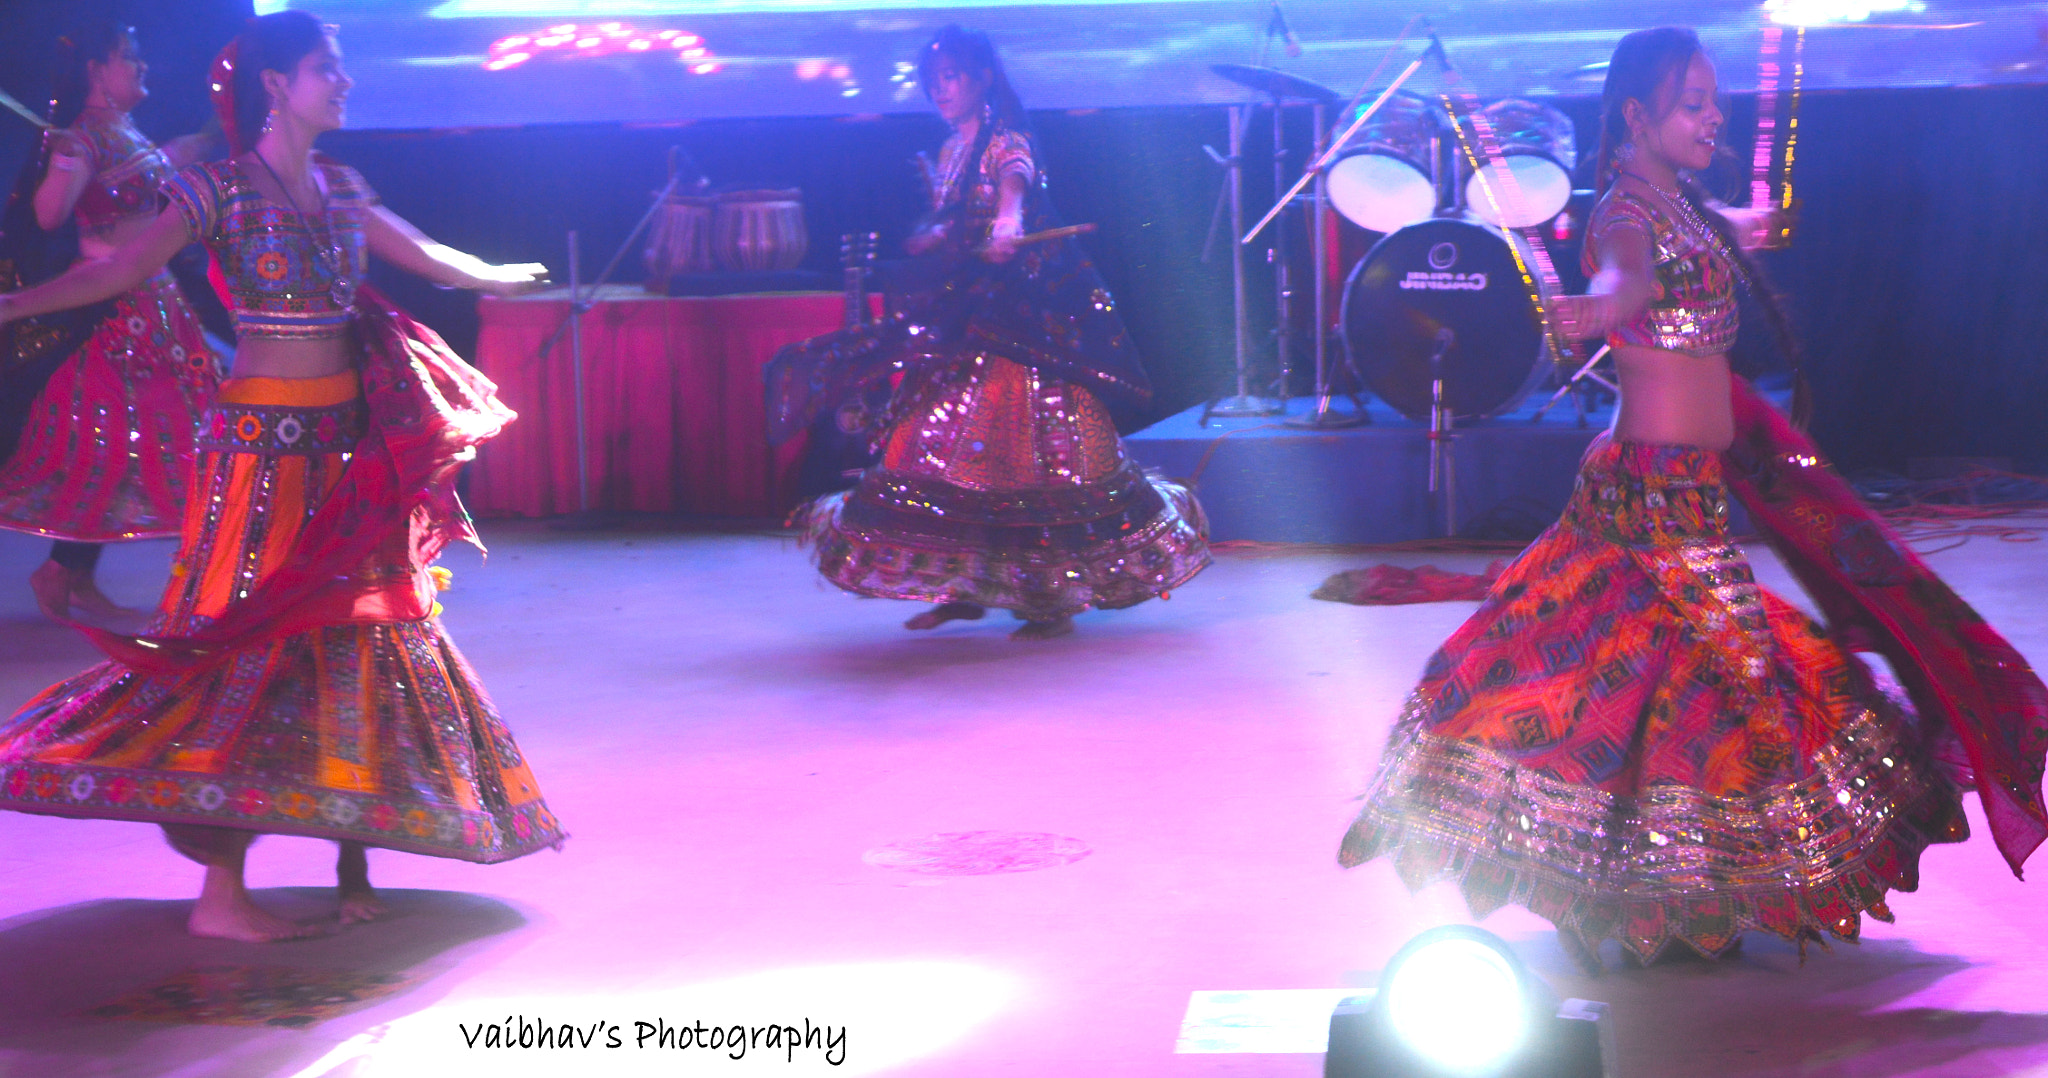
252,151,356,308
1619,169,1749,289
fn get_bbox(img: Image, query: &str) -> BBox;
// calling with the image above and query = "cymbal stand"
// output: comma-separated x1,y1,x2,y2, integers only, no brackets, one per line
1285,100,1367,428
1529,343,1616,428
1268,90,1298,409
1426,327,1457,537
1201,104,1282,419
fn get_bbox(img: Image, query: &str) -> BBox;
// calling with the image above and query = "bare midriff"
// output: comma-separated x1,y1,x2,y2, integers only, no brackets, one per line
228,334,359,379
1612,343,1734,452
75,213,157,262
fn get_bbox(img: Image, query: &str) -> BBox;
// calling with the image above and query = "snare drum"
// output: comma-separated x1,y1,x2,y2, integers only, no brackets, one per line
1341,218,1552,421
1326,92,1442,235
1459,100,1577,230
713,189,809,272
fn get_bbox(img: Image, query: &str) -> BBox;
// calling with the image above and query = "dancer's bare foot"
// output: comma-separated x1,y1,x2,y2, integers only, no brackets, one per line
336,842,388,925
28,561,70,621
1009,616,1073,641
905,601,985,631
189,863,326,941
65,574,133,620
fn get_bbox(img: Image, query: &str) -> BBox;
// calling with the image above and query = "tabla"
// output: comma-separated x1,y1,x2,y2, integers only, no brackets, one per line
1326,92,1442,235
644,195,716,285
1341,218,1551,421
713,189,809,272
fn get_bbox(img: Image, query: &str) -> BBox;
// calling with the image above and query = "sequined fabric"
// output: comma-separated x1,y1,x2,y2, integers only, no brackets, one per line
1340,436,1966,961
1582,190,1740,357
0,272,218,541
798,354,1209,621
162,157,375,341
0,373,560,863
66,110,178,233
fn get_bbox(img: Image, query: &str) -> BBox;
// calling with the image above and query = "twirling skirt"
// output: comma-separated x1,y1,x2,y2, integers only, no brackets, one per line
0,372,561,863
0,271,217,541
1339,437,1968,961
796,353,1210,621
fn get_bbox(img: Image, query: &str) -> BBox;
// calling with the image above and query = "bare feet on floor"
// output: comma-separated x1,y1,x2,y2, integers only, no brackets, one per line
905,601,986,631
189,864,326,942
337,842,388,925
1009,616,1073,641
28,561,70,621
27,561,135,624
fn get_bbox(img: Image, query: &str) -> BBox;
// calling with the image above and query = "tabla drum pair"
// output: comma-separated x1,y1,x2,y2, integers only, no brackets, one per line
1326,96,1576,233
1341,217,1558,422
646,189,811,280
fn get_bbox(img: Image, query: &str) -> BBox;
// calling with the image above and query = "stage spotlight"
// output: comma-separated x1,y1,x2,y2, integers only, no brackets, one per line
1325,926,1612,1078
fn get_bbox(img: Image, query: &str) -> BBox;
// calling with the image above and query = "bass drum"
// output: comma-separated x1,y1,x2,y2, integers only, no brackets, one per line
1342,218,1550,422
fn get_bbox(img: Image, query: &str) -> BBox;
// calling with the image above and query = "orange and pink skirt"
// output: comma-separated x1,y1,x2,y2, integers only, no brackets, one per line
0,372,561,862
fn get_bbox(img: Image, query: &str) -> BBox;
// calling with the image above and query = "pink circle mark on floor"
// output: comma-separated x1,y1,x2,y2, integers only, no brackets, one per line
863,831,1093,875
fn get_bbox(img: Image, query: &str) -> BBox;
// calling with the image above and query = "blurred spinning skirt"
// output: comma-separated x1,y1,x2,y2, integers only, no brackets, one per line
1339,436,1968,960
798,353,1209,621
0,271,216,541
0,371,561,862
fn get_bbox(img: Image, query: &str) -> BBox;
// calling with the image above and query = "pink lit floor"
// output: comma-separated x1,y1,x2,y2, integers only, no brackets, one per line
1,521,2046,1077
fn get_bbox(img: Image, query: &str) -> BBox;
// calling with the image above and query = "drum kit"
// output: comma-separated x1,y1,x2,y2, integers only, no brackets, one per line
1205,44,1585,432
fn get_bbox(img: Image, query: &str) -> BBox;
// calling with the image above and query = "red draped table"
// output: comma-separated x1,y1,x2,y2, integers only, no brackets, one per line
468,285,859,519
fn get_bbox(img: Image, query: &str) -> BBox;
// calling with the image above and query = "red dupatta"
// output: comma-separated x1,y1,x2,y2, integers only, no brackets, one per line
76,285,514,672
1725,377,2048,876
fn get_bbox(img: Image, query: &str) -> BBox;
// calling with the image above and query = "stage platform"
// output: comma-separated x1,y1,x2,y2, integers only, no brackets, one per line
1126,391,1615,545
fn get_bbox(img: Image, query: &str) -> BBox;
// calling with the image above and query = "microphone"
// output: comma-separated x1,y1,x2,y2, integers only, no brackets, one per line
1269,0,1303,58
668,145,711,189
1422,30,1451,72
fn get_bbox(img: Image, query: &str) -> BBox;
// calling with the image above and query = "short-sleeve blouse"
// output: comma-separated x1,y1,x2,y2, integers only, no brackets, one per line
162,155,378,341
1581,189,1740,357
65,110,176,233
931,125,1037,223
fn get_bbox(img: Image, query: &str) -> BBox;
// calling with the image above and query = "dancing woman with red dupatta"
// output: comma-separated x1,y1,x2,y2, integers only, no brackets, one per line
0,21,219,621
1338,27,2048,967
0,12,561,941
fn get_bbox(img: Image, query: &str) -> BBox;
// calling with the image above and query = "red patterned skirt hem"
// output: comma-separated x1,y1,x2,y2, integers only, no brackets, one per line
0,272,217,542
1340,437,1970,961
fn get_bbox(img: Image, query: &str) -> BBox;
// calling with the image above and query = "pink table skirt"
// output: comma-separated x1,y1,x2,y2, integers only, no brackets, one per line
468,286,863,519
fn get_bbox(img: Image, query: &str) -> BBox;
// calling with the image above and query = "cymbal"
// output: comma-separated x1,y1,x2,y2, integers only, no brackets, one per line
1210,63,1342,103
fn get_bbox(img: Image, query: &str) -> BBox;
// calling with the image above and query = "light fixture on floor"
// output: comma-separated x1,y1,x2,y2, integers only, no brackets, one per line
1324,925,1612,1078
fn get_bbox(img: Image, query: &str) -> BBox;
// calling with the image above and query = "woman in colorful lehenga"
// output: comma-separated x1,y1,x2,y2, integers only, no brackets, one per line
786,25,1209,641
0,11,560,941
1338,27,2047,967
0,22,219,621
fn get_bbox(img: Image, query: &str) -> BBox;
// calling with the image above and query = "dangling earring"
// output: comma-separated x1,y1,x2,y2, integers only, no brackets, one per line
261,105,279,138
1614,141,1637,165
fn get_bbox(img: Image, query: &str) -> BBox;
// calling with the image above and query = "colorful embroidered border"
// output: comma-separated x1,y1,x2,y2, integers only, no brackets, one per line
0,763,561,865
1342,695,1967,961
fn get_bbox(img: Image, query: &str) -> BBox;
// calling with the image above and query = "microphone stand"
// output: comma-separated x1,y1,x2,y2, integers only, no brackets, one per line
537,156,692,526
1426,327,1457,538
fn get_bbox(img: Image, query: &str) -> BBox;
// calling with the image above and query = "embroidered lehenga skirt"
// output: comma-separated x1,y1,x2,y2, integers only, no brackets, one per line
1340,437,1968,961
0,271,216,541
797,353,1209,621
0,372,561,862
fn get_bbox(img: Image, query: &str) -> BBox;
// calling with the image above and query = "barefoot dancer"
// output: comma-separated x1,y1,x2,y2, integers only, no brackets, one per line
1337,27,2047,966
786,25,1208,640
0,12,561,941
0,21,219,622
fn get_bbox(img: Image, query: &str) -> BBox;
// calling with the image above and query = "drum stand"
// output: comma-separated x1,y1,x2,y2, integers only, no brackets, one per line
1529,343,1616,428
1284,101,1368,429
1202,104,1283,419
1426,328,1458,537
